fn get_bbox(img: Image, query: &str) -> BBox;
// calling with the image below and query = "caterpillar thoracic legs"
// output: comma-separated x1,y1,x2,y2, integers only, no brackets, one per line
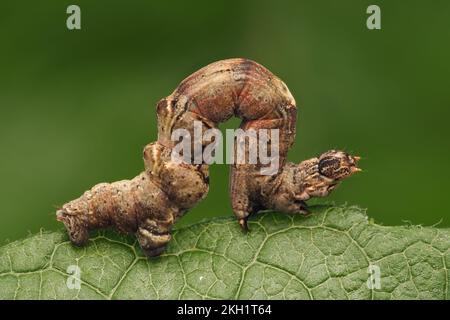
57,58,360,257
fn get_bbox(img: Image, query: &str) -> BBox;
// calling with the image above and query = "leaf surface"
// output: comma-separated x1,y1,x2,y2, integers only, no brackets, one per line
0,206,448,300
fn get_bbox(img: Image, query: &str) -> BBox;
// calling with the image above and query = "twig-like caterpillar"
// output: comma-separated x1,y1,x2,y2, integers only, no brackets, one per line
57,58,360,257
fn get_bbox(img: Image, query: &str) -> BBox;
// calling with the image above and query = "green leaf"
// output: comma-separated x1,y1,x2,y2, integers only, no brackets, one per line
0,205,448,300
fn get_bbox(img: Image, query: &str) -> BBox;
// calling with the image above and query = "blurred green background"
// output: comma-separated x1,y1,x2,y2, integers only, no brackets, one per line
1,0,449,243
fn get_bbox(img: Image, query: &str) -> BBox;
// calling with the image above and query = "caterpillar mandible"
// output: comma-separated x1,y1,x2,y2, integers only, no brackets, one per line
56,58,361,257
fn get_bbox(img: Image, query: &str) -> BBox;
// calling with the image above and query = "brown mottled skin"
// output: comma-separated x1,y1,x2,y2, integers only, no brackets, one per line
57,58,360,257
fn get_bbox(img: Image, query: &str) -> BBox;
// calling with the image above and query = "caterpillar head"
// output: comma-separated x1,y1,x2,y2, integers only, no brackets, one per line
294,150,361,201
318,150,361,181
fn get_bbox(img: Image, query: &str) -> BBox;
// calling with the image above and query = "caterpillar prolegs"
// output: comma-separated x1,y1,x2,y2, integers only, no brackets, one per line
56,58,361,257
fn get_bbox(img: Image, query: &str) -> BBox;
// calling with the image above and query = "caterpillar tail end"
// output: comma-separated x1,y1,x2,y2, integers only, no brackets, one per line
56,208,89,247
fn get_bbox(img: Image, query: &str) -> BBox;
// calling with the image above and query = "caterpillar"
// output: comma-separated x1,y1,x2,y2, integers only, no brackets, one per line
56,58,361,257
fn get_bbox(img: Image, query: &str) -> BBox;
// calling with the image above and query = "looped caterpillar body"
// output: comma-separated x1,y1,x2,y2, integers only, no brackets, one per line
57,58,360,257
